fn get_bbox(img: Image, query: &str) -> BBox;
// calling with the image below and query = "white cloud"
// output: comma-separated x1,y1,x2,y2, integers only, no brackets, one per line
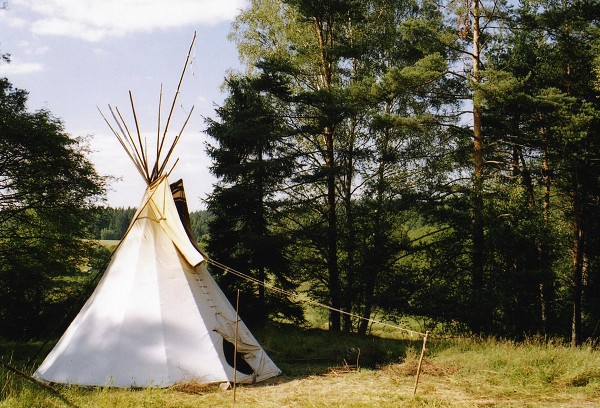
13,0,246,42
0,59,43,75
31,17,108,42
13,41,49,56
25,45,50,56
0,8,27,28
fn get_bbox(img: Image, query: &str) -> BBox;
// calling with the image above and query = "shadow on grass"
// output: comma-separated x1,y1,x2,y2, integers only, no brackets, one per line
1,322,425,400
250,323,424,384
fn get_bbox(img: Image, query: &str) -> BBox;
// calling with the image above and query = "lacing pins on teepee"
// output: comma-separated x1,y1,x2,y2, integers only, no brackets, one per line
33,33,281,388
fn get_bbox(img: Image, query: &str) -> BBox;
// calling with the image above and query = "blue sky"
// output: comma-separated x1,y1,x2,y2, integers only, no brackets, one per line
0,0,247,210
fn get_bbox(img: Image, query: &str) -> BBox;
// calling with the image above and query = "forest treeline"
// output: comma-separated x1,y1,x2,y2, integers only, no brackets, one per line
204,0,600,344
1,0,599,344
92,207,211,243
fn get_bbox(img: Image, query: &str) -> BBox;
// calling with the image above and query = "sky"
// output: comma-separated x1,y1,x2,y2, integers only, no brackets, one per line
0,0,248,211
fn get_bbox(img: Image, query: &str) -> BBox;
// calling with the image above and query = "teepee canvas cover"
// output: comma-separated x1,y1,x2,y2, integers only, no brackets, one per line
34,37,280,385
34,176,281,387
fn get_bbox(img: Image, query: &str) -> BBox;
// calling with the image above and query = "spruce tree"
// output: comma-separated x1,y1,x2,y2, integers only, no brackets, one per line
205,76,300,325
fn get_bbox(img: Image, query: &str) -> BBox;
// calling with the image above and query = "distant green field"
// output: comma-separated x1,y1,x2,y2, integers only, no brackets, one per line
98,240,120,250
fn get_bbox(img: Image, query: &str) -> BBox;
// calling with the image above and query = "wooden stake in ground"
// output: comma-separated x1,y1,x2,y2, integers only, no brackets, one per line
0,361,58,394
413,331,429,395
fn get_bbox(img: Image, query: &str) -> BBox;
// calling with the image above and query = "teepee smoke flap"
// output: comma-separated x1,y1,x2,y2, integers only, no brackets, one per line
34,33,281,388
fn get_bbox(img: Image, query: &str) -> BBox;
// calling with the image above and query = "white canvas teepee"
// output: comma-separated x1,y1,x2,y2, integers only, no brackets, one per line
34,177,281,387
34,37,281,387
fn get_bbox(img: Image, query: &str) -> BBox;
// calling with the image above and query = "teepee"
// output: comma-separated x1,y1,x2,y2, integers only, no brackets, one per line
34,37,281,387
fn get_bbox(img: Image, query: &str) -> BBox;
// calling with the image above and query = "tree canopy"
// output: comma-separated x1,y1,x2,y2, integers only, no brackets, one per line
206,0,600,343
0,78,106,339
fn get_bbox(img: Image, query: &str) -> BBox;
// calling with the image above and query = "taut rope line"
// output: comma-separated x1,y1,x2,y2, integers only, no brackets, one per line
205,257,426,338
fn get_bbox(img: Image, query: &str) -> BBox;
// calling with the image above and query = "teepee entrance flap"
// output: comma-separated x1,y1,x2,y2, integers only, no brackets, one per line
34,176,281,387
33,34,280,386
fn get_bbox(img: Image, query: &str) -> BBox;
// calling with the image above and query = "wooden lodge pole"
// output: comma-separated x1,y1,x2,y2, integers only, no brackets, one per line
413,331,429,395
0,361,58,394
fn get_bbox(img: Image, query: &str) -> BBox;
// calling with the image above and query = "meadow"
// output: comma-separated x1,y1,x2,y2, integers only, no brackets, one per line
2,324,600,407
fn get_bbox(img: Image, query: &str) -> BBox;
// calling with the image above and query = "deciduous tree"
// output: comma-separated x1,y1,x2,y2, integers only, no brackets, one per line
0,78,105,339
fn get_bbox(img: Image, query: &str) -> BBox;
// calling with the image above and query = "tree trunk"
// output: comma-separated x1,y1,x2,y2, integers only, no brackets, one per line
342,118,357,333
257,149,267,325
325,125,341,332
358,105,391,335
539,141,553,336
358,154,385,335
572,173,584,346
314,15,341,332
471,0,486,333
516,142,551,335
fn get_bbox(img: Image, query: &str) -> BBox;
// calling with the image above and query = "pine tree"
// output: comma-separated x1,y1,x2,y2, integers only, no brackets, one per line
206,76,300,325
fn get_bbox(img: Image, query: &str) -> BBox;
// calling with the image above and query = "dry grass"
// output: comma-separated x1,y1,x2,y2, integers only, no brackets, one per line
167,380,221,395
2,329,600,407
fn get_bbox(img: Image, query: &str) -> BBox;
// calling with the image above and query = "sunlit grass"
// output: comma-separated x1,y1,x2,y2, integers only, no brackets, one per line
2,328,600,407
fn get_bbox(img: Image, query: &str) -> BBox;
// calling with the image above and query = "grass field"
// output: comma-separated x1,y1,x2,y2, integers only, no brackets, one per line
98,240,120,250
2,325,600,407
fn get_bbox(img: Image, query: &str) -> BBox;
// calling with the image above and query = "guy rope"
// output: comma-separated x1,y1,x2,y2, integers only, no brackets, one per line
204,257,430,394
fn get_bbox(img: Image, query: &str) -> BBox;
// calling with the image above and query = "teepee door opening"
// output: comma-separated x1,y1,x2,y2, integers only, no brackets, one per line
33,34,281,387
